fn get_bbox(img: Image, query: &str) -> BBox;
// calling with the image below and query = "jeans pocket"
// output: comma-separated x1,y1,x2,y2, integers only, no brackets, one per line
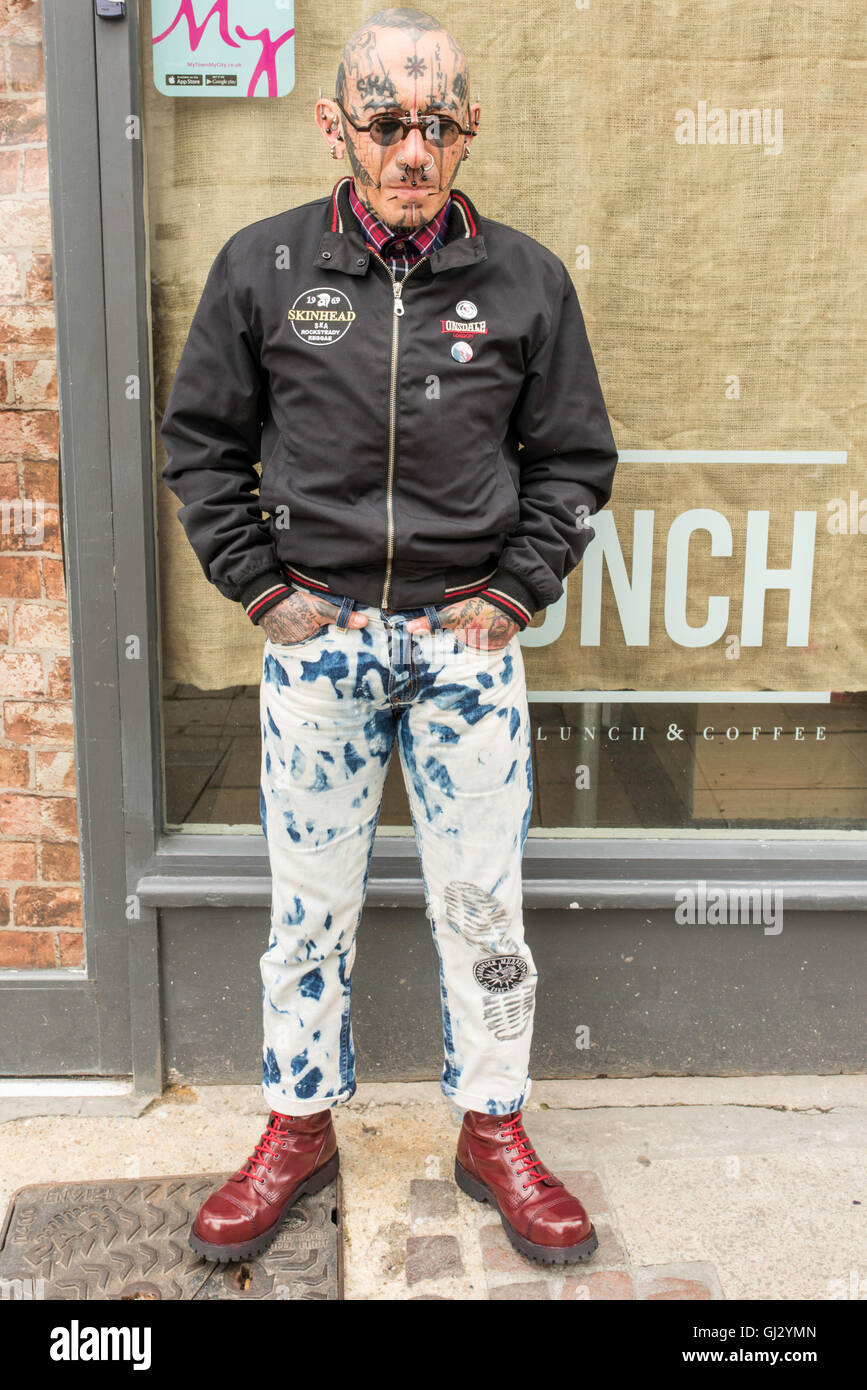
434,614,497,657
266,622,328,650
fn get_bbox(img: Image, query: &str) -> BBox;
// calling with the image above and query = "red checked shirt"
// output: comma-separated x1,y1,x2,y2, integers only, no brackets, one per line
348,178,451,279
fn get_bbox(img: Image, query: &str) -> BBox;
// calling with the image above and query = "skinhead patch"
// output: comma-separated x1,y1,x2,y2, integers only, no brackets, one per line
288,288,356,346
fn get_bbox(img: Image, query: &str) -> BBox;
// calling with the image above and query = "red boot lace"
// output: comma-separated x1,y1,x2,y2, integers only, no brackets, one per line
240,1112,291,1178
499,1112,548,1187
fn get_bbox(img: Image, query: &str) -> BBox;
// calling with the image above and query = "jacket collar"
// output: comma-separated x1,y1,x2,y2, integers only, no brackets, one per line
314,176,488,277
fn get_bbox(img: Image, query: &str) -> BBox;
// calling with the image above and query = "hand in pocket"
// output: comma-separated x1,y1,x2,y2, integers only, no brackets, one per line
261,591,368,646
405,598,518,652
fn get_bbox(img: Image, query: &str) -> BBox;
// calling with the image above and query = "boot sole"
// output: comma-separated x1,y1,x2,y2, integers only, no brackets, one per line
188,1150,340,1264
454,1157,599,1265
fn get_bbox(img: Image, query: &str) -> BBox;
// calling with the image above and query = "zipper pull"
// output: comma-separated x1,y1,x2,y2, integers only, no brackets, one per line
393,283,405,317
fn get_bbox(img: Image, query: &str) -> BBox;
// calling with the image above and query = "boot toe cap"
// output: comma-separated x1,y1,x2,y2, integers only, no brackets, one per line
526,1192,593,1247
194,1191,256,1244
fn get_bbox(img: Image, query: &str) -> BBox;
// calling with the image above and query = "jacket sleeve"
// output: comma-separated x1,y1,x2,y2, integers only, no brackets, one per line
478,261,618,630
159,234,293,625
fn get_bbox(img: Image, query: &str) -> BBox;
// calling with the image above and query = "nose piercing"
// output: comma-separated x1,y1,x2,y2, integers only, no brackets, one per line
397,152,435,172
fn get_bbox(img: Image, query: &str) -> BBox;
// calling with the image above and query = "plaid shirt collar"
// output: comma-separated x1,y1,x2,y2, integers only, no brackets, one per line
348,178,451,260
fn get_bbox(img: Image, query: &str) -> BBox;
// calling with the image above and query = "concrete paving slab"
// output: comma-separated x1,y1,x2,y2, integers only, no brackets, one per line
0,1078,863,1300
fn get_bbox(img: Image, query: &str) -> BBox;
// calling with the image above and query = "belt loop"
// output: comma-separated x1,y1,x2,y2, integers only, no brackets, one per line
335,595,356,630
423,604,443,632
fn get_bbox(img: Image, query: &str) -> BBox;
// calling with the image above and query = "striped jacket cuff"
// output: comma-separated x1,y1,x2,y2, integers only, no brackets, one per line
239,570,294,625
478,568,536,630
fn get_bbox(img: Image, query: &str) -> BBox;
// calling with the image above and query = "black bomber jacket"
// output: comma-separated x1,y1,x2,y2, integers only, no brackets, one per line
159,176,619,630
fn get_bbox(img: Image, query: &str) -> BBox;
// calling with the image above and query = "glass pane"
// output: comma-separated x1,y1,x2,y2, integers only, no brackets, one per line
162,680,867,831
144,1,865,838
531,694,867,832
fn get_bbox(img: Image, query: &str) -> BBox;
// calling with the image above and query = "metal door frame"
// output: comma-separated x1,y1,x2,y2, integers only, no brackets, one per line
0,0,162,1092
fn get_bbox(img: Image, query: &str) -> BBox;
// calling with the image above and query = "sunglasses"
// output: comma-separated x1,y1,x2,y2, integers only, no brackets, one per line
334,99,473,149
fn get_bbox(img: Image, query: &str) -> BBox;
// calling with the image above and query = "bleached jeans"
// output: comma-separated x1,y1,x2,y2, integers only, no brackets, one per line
258,592,536,1116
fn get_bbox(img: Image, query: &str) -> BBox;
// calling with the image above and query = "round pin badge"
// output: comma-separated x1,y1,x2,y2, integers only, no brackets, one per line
456,299,478,320
452,341,474,363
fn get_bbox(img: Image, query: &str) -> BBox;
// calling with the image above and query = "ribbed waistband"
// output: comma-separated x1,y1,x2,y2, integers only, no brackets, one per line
282,562,498,612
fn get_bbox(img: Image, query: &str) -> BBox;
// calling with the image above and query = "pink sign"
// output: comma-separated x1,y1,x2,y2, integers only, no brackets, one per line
152,0,295,99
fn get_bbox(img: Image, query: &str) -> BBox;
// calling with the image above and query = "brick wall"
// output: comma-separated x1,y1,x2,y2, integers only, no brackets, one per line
0,0,83,969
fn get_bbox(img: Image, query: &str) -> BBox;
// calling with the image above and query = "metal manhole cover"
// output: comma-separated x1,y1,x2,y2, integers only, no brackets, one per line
0,1173,341,1300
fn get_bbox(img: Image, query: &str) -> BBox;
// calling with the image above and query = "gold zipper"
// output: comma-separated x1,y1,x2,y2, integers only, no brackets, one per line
370,251,425,608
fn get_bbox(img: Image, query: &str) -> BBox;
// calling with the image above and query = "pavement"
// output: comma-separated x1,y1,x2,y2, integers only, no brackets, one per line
0,1076,864,1301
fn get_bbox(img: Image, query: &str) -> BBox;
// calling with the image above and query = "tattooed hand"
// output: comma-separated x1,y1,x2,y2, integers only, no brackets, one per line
261,591,368,644
406,598,518,651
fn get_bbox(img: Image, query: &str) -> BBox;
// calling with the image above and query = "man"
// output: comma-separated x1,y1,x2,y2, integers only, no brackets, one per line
160,6,618,1269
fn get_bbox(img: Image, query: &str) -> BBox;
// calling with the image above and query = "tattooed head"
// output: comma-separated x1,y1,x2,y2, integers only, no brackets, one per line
316,9,480,231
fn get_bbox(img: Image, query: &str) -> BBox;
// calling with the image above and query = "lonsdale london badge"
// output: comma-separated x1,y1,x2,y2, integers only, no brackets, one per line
288,288,356,346
440,316,487,338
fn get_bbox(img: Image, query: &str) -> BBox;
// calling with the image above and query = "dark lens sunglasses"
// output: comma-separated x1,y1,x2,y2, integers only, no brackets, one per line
334,99,473,149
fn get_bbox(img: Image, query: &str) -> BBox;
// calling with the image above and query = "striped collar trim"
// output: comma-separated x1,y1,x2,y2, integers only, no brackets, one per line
331,176,350,232
451,193,476,237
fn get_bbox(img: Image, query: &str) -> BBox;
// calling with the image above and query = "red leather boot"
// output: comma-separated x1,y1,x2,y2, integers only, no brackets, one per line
189,1109,338,1262
455,1109,598,1264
